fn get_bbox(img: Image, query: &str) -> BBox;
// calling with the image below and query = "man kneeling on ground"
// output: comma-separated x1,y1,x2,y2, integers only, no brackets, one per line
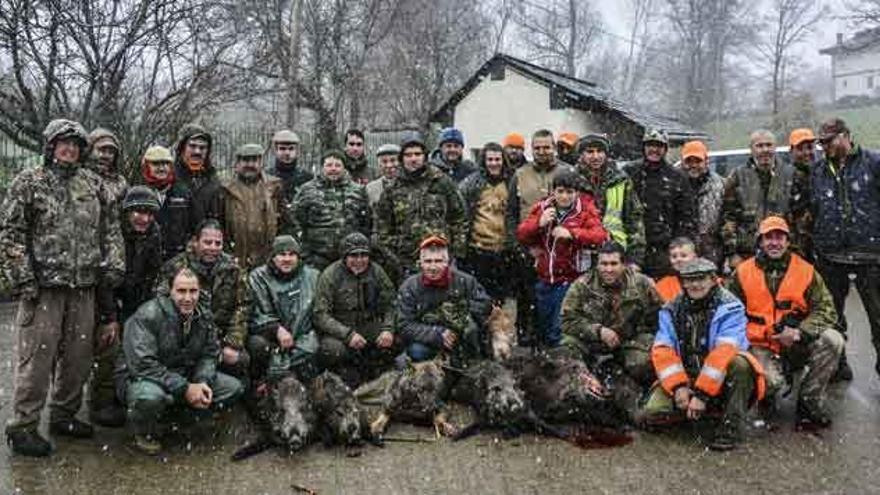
120,267,244,455
314,232,398,387
641,258,765,451
728,216,843,429
397,235,492,366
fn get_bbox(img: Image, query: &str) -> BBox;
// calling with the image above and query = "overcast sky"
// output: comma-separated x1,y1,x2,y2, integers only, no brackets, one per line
594,0,852,72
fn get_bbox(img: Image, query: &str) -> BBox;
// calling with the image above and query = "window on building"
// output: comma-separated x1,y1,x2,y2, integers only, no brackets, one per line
843,78,848,88
869,76,875,89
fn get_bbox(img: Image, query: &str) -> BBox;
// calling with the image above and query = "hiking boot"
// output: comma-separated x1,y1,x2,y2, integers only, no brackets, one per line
708,420,741,452
6,428,53,457
49,418,95,439
131,435,162,456
90,405,127,428
796,401,832,430
831,355,853,382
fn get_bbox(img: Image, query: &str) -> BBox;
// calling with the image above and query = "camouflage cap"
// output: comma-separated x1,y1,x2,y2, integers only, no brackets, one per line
817,118,850,142
235,143,264,158
679,258,717,279
87,128,120,149
642,128,669,145
272,129,300,145
44,119,88,145
143,145,173,163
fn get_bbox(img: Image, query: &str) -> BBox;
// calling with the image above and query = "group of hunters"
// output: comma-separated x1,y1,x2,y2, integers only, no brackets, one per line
1,114,877,456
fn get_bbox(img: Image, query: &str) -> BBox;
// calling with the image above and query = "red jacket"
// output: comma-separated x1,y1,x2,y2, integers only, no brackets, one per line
517,192,608,284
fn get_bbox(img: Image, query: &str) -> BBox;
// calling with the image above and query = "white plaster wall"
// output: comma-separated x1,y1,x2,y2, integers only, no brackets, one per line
453,68,598,155
834,49,880,99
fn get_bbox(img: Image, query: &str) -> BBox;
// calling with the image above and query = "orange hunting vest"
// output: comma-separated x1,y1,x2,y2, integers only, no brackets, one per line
655,276,682,303
736,254,814,354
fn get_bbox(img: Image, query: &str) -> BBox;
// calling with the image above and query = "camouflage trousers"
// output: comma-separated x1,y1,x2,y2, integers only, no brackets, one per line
9,288,95,430
751,329,844,406
640,355,755,426
124,374,243,438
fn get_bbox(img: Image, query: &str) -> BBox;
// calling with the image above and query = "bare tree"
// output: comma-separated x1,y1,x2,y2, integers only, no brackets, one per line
512,0,603,78
660,0,755,127
364,0,492,131
0,0,249,176
619,0,656,102
753,0,824,124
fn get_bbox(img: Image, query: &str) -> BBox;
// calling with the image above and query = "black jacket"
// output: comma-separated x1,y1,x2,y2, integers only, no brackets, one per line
624,159,697,275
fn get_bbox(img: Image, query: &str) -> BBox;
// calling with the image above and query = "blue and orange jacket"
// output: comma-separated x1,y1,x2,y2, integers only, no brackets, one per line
651,287,765,400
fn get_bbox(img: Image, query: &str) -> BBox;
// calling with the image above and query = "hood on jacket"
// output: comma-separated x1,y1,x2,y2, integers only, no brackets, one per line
174,123,214,176
42,119,89,167
87,127,122,173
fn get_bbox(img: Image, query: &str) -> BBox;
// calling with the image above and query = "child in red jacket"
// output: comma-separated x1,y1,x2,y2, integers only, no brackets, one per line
517,171,608,346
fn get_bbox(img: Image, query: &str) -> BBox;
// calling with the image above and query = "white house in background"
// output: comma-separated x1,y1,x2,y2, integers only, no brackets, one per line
431,53,707,160
820,29,880,102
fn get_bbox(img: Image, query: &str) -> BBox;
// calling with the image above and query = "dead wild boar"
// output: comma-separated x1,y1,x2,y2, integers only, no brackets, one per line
310,371,371,447
232,374,316,461
359,359,456,438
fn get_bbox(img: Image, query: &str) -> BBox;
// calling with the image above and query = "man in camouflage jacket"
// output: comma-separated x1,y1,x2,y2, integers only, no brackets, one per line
313,233,398,386
561,241,661,418
289,150,371,271
1,119,124,457
157,220,249,379
375,135,467,280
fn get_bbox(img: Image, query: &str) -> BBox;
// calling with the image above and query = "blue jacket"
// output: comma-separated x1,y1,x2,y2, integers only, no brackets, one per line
654,287,750,357
810,145,880,263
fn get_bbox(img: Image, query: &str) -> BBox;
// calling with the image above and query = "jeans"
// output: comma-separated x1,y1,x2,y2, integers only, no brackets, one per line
534,281,571,347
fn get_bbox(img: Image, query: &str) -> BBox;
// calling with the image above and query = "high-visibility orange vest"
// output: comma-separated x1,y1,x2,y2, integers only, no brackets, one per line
655,276,682,303
736,254,814,354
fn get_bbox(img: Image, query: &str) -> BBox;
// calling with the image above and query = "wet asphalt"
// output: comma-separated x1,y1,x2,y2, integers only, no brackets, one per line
0,292,878,495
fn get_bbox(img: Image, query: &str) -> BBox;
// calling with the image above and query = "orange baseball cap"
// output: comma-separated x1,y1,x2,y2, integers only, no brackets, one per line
758,215,790,236
789,128,816,147
681,140,708,161
502,132,525,149
558,132,578,147
419,234,449,251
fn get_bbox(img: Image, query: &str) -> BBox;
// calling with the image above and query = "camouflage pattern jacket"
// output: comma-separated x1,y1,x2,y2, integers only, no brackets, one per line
375,165,468,270
312,260,396,343
122,296,219,397
289,172,371,270
722,158,794,258
560,268,662,350
690,171,725,267
0,162,124,293
157,251,247,349
396,268,492,361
